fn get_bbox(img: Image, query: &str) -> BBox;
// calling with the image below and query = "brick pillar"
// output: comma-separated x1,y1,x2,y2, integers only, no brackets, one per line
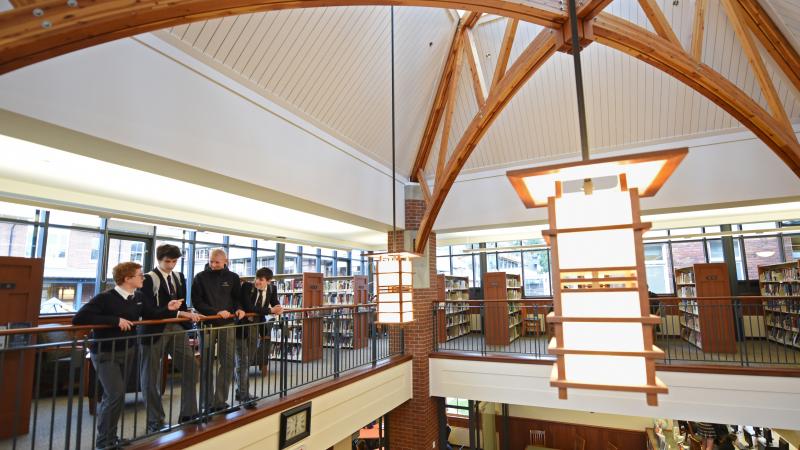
387,186,440,450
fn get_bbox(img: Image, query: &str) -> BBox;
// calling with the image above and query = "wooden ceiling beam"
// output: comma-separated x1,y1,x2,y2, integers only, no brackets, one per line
437,31,463,184
463,29,488,107
491,18,518,90
415,29,562,253
410,23,465,182
463,11,481,28
417,169,432,205
9,0,37,7
735,0,800,95
690,0,707,61
637,0,681,47
720,0,793,134
589,12,800,177
0,0,568,76
577,0,615,21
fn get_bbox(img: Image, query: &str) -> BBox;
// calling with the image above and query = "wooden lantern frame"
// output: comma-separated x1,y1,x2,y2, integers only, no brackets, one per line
368,252,419,324
506,148,687,406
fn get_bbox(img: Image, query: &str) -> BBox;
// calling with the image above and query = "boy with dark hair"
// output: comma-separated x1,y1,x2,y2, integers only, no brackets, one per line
235,267,282,408
74,262,160,449
138,244,204,432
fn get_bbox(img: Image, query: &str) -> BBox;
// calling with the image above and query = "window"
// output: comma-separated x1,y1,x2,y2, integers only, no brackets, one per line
228,246,254,277
451,255,474,286
437,256,451,275
284,252,299,274
670,241,706,269
523,250,550,296
445,398,469,416
43,228,102,312
0,221,35,257
48,210,102,228
644,243,673,294
783,234,800,260
321,256,335,276
0,201,37,222
257,249,276,272
743,236,782,279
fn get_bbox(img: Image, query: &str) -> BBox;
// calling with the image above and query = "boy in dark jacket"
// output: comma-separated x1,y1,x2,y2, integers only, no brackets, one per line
191,249,245,413
73,262,165,449
138,244,204,432
235,267,283,408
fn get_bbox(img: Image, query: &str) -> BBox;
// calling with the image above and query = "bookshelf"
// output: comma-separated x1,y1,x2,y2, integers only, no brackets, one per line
675,263,736,353
483,272,523,345
436,275,471,343
322,275,369,349
269,272,323,362
759,261,800,350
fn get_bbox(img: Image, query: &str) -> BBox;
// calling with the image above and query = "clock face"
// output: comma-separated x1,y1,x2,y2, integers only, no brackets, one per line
286,412,307,440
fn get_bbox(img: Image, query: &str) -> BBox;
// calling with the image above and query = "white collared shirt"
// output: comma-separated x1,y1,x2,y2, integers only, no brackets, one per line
115,285,134,300
155,267,181,317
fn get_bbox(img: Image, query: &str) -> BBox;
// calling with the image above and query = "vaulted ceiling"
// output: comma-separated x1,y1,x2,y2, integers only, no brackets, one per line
156,0,800,179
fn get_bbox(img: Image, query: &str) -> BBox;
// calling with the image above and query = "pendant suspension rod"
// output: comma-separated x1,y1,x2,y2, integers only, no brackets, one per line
568,0,590,162
391,6,397,234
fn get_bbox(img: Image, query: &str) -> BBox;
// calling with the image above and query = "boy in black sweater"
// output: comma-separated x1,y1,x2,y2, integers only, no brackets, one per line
73,262,180,449
191,249,245,413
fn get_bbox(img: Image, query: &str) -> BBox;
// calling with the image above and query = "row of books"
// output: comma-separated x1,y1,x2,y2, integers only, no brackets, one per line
678,286,696,298
323,335,356,348
445,278,469,290
762,283,800,297
269,344,302,361
679,300,699,315
766,326,800,347
443,303,470,315
270,326,303,343
763,300,800,313
680,327,702,348
324,279,355,292
562,282,630,289
445,291,469,301
676,271,695,284
507,290,522,300
760,267,799,283
276,278,303,292
278,293,303,308
446,323,470,340
324,292,357,305
765,313,800,331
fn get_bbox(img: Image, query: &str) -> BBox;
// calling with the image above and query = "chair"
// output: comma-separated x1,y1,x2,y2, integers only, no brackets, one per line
529,429,546,446
574,435,586,450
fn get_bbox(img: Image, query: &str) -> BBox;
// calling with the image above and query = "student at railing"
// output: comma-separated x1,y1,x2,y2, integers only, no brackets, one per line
139,244,205,432
73,262,177,450
191,249,246,414
235,267,283,409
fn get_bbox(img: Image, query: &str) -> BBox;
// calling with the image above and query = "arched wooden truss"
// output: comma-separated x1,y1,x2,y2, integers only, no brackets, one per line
0,0,798,254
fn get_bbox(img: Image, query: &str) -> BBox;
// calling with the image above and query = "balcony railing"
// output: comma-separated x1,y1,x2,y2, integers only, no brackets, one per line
433,297,800,368
0,304,400,449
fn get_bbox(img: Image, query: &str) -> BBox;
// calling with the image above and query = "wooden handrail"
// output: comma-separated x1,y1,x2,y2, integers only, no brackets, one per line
0,303,378,336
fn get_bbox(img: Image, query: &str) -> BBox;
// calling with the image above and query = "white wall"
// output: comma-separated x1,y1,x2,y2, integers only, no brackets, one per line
429,358,800,429
189,361,412,450
435,134,800,231
0,34,404,229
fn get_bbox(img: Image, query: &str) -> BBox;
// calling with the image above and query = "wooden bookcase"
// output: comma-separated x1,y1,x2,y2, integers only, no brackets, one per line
322,275,369,349
759,261,800,349
270,272,323,362
675,263,736,353
482,272,523,345
436,275,471,343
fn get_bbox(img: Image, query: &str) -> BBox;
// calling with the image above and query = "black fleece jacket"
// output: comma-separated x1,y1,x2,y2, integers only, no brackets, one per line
190,265,242,326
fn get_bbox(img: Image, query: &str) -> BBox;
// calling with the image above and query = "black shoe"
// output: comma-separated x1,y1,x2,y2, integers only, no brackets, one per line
146,422,166,434
179,414,201,424
207,403,230,414
96,437,131,449
241,397,258,410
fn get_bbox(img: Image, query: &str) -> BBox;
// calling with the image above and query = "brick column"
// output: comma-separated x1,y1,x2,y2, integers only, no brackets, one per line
387,186,440,450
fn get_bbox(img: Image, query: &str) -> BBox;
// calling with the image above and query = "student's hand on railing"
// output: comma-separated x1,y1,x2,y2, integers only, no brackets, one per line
178,310,204,322
167,299,183,311
217,310,233,319
118,318,134,331
271,305,284,315
235,309,246,320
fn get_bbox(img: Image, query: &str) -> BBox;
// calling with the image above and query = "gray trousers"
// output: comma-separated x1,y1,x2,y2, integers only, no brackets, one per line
236,321,274,398
90,346,135,448
200,325,236,409
139,324,198,427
